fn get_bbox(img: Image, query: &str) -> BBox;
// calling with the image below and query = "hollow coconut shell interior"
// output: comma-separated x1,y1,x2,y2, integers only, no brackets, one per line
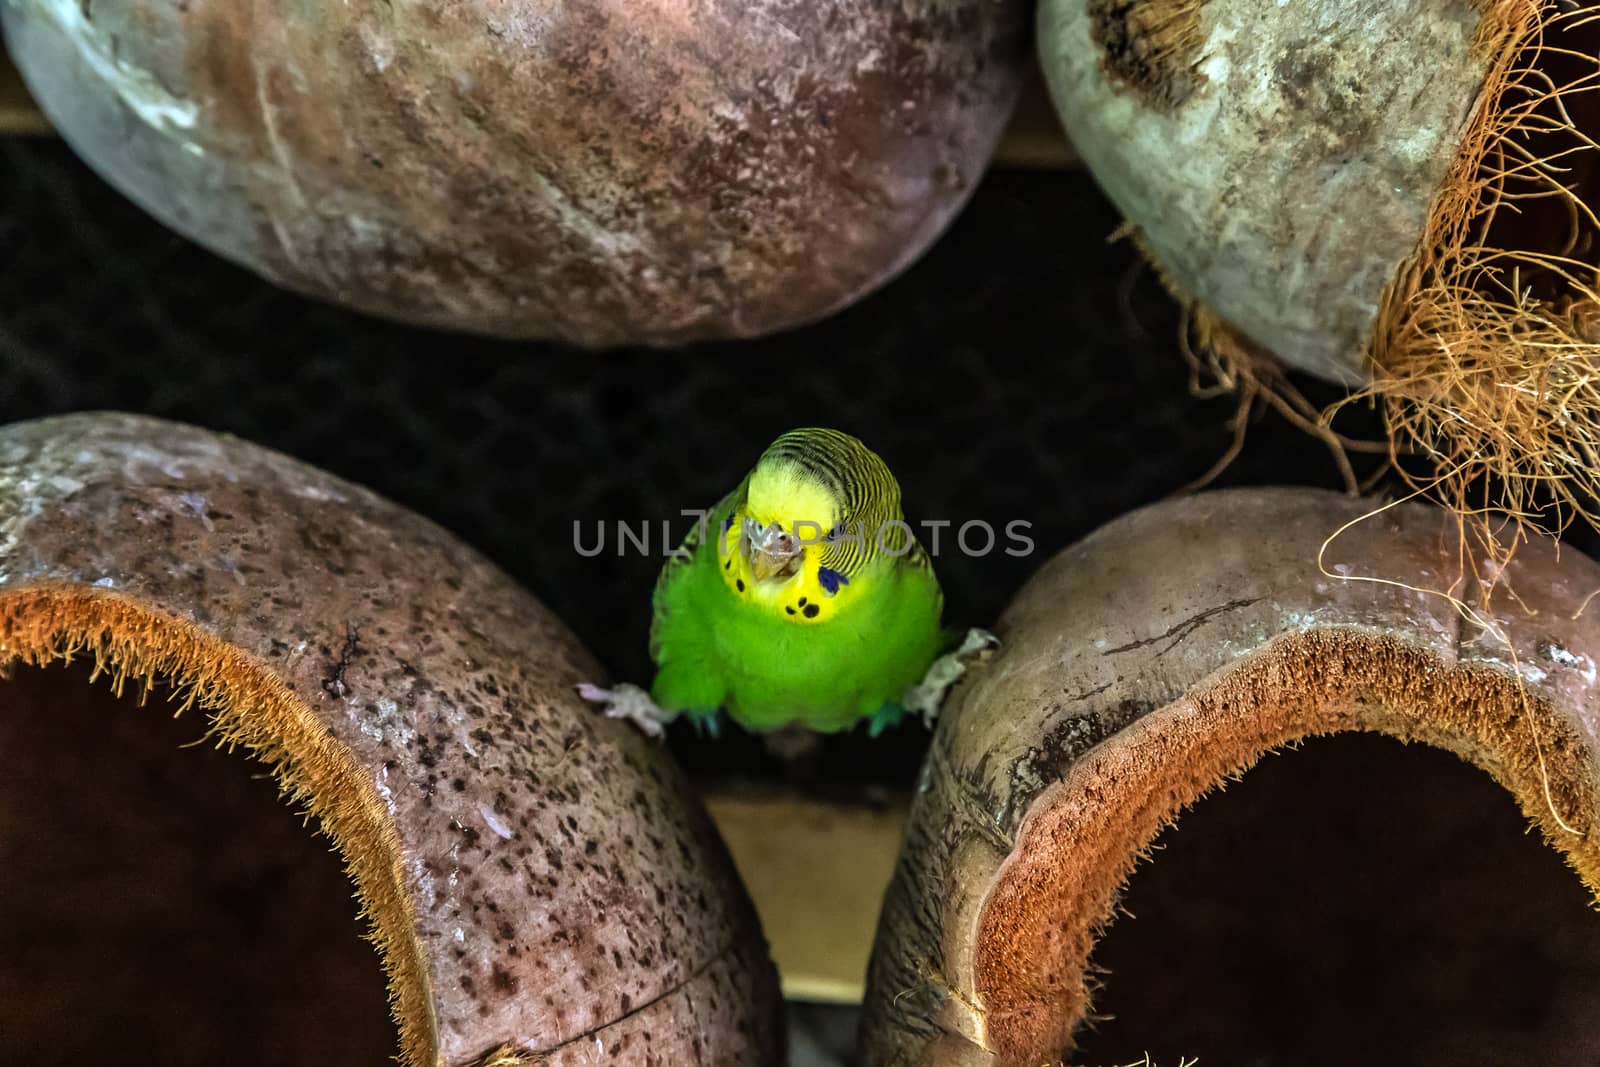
1039,0,1600,544
0,412,782,1066
0,0,1027,345
859,486,1600,1066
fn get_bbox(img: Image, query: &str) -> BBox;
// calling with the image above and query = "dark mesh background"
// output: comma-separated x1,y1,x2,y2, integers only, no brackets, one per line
0,137,1410,788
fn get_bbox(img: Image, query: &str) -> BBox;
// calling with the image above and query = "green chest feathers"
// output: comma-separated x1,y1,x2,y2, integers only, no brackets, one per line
650,532,944,732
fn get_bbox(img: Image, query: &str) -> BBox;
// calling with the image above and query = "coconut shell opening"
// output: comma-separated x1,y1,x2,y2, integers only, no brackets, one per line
0,660,396,1063
1075,731,1600,1065
974,629,1600,1062
0,589,430,1064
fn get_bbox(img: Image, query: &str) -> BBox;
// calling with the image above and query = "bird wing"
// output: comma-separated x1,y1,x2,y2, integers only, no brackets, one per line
648,475,749,662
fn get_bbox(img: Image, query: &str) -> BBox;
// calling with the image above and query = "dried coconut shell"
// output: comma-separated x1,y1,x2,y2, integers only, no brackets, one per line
0,0,1027,344
1039,0,1600,549
859,486,1600,1065
0,412,782,1066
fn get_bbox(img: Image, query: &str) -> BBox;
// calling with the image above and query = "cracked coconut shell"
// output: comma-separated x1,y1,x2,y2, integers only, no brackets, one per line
0,412,782,1067
1040,0,1600,541
860,487,1600,1065
0,0,1027,345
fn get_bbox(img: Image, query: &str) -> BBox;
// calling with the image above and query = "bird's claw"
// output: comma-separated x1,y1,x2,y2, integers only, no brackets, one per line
902,628,1001,728
685,709,723,739
575,681,671,739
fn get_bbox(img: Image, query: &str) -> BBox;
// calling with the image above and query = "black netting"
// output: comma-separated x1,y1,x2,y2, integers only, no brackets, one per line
0,136,1451,787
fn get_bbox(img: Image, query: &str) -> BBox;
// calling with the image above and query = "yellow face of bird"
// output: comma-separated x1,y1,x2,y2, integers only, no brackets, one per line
718,470,849,624
716,428,912,625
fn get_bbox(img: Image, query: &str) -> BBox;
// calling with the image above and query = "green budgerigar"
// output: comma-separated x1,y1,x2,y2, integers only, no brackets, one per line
579,427,994,738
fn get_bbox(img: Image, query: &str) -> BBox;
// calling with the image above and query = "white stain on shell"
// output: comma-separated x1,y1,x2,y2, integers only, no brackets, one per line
478,803,515,840
36,0,200,132
1546,643,1599,686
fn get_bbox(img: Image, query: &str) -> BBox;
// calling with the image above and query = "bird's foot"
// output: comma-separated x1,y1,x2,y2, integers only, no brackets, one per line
866,701,908,739
684,707,723,739
901,628,1001,728
575,682,672,739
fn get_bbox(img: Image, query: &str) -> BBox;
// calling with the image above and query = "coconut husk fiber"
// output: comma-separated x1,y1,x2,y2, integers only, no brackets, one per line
1041,0,1600,561
0,412,782,1066
1366,0,1600,556
859,487,1600,1066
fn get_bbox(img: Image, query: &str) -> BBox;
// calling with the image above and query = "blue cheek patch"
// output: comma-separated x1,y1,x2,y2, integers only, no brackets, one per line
818,567,849,596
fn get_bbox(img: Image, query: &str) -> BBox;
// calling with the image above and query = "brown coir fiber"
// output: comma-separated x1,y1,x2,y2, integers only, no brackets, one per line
1364,1,1600,559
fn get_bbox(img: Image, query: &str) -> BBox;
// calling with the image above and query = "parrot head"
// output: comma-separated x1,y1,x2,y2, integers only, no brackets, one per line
717,428,908,624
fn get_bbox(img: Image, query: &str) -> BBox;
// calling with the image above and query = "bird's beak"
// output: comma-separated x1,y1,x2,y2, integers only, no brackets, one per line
750,549,788,582
745,520,802,582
